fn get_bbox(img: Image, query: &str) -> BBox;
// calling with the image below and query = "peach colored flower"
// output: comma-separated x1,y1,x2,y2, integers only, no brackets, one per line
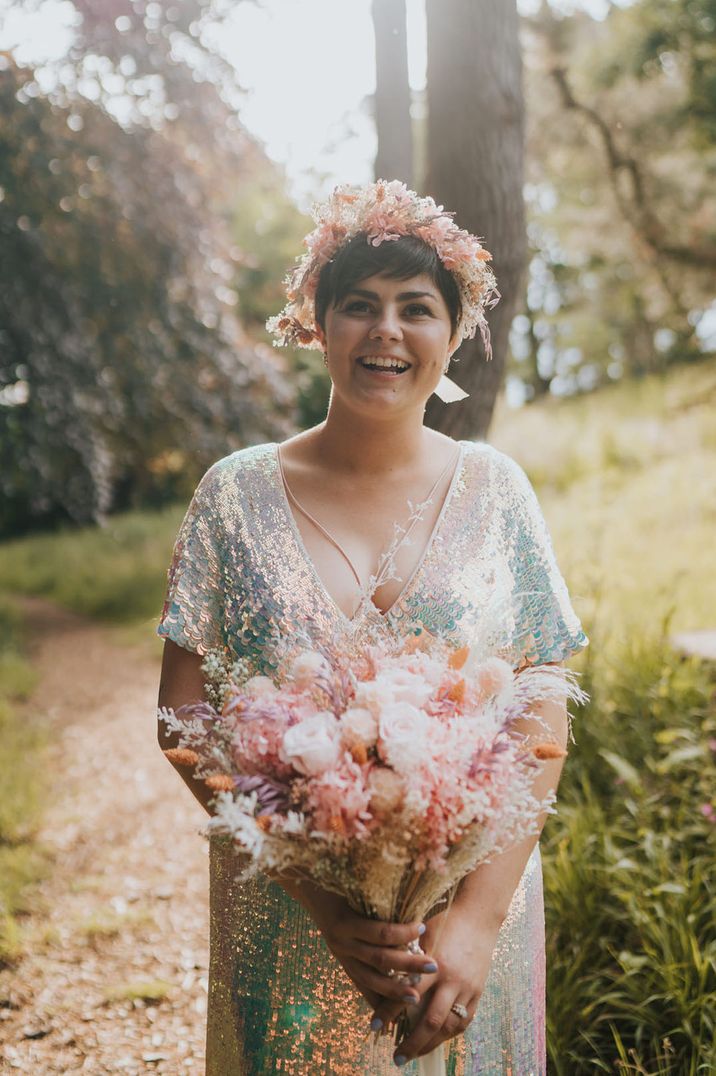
205,774,234,792
532,742,567,760
163,747,199,766
367,767,405,815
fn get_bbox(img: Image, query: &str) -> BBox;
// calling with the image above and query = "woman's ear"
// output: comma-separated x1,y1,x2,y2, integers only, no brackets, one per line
314,323,327,352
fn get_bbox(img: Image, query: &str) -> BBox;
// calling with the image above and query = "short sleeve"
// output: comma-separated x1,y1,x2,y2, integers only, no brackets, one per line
156,462,227,655
497,454,588,668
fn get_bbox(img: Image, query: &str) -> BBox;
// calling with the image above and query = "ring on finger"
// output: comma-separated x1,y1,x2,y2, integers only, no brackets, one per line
386,968,397,978
450,1002,469,1021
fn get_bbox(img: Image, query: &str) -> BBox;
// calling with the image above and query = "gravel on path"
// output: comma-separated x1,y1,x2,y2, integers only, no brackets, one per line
1,598,211,1075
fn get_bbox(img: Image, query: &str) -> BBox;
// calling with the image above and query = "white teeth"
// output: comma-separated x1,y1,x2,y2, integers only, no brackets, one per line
359,356,410,371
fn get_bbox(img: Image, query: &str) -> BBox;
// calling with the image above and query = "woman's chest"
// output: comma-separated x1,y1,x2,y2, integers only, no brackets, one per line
216,444,514,670
289,472,455,620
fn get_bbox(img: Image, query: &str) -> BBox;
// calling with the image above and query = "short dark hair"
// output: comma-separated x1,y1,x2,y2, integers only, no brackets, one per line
314,233,462,339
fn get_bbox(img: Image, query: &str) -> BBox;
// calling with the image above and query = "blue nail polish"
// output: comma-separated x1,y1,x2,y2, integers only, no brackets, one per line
423,962,438,973
401,993,418,1004
394,1054,408,1067
370,1016,383,1032
418,923,426,935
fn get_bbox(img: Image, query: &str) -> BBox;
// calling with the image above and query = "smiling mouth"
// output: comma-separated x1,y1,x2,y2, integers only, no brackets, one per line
357,356,412,375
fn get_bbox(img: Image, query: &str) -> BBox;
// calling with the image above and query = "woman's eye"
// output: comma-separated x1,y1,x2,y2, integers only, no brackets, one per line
343,300,431,315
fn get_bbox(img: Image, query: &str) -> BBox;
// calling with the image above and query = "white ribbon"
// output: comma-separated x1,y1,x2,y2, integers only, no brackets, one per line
433,373,468,403
417,1043,446,1076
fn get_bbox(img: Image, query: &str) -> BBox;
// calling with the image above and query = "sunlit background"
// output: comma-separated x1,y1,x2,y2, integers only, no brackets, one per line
3,0,623,204
0,2,714,1071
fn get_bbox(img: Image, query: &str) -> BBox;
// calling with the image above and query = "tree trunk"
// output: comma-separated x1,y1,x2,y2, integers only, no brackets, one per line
371,0,414,185
424,0,526,439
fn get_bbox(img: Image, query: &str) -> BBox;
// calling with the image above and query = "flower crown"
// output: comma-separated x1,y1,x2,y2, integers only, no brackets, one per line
266,179,501,357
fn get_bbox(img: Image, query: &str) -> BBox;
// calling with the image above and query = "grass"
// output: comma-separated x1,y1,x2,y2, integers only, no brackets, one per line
0,594,50,968
492,361,716,640
491,364,716,1073
0,503,184,627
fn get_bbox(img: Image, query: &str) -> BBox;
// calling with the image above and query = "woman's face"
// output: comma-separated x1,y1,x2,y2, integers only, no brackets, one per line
315,272,458,418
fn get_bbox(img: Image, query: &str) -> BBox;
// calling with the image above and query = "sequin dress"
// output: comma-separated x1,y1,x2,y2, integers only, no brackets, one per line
157,439,588,1075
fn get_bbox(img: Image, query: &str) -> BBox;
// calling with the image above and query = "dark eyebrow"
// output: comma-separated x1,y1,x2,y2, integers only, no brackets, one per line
345,287,438,302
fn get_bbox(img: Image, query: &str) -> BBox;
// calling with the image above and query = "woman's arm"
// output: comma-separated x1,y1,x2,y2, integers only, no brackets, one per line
157,639,218,815
370,687,569,1060
451,688,568,924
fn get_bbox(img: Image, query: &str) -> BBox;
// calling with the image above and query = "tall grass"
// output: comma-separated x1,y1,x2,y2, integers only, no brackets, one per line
0,595,47,967
0,504,184,624
543,626,716,1072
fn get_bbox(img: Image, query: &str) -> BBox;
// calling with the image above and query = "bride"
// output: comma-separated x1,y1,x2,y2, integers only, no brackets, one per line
157,179,587,1073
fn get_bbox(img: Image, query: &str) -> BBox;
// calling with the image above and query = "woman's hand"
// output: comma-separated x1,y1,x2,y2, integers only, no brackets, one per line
369,905,501,1065
293,882,441,1012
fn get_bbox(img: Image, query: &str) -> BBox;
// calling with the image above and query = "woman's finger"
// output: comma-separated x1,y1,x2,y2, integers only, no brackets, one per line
369,980,432,1036
352,939,438,979
392,984,469,1065
348,917,426,949
343,957,422,1006
414,993,479,1058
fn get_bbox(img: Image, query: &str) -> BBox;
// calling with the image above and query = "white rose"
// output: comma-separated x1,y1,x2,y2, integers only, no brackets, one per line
354,680,394,715
340,706,379,747
290,650,330,689
376,667,434,709
377,702,431,772
280,711,342,776
244,675,278,699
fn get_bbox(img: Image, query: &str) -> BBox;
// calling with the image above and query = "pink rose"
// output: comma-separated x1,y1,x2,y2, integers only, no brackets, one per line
280,711,342,776
467,657,514,698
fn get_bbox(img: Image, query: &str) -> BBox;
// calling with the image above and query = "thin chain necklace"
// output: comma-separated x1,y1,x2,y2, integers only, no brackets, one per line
276,444,461,608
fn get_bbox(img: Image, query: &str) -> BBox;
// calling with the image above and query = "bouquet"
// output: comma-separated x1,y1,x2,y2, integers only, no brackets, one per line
159,631,584,1064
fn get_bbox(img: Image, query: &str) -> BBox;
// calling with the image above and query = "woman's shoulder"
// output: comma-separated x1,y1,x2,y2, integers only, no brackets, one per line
459,439,531,489
194,441,277,493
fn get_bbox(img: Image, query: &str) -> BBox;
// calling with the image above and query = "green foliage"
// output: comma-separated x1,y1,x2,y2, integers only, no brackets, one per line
230,166,332,427
1,1,296,538
492,365,716,1070
0,503,185,623
543,634,716,1072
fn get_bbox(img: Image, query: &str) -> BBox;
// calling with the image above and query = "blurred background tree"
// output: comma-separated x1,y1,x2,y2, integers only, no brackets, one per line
0,0,296,537
511,0,716,399
422,0,527,438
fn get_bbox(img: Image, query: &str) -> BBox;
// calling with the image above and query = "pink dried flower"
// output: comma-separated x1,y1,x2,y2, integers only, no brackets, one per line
266,179,499,353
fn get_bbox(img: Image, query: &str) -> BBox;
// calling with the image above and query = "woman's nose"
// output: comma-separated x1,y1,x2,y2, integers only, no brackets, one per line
368,307,403,341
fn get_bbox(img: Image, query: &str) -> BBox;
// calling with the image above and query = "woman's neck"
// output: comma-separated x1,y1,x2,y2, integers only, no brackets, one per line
314,399,440,478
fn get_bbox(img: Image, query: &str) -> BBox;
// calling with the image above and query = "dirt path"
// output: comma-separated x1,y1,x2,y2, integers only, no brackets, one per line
0,598,210,1074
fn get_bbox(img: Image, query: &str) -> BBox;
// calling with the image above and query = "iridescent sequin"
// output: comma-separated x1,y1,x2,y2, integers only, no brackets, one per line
157,439,588,1074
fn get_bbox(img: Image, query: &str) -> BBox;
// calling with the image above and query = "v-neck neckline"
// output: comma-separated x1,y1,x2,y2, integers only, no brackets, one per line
270,440,466,627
